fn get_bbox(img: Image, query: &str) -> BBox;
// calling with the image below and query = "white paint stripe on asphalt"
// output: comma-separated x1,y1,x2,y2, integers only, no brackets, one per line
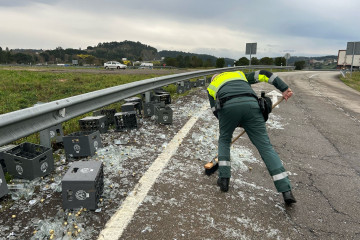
97,103,209,240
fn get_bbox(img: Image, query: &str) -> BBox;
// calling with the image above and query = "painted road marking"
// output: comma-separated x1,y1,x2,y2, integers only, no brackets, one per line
309,74,319,78
97,103,209,240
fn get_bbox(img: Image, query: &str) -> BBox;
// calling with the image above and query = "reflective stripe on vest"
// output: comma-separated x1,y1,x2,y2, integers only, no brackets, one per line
207,71,248,100
219,161,231,167
272,172,288,181
254,70,277,84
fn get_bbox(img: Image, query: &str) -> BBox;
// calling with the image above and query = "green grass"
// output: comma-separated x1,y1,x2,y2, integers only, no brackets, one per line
0,68,175,143
0,70,164,114
340,71,360,92
0,68,205,144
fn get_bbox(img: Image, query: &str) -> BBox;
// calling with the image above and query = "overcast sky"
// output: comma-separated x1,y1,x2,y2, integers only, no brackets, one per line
0,0,359,59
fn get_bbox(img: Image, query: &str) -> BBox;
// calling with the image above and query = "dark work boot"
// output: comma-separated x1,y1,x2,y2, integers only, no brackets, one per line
282,190,297,204
217,178,230,192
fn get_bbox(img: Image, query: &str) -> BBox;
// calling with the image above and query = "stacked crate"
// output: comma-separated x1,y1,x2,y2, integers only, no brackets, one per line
125,97,143,113
2,142,54,180
154,89,171,104
121,102,142,117
62,161,104,210
93,109,116,127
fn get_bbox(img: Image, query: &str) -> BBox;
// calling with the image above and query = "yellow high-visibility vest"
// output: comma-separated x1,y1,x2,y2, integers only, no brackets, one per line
207,71,248,100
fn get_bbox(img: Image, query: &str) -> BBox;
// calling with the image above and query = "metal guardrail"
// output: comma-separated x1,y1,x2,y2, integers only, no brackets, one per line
0,66,294,146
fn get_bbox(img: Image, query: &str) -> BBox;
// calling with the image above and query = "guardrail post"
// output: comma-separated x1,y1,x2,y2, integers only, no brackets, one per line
39,130,52,148
144,91,151,103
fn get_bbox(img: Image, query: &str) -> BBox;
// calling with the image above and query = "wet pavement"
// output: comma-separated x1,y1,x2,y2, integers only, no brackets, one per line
1,71,360,240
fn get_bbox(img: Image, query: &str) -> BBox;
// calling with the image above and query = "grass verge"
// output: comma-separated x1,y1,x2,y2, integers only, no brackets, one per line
340,71,360,92
0,67,204,145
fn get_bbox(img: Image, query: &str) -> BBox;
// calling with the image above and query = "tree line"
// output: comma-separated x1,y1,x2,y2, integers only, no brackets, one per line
0,40,306,69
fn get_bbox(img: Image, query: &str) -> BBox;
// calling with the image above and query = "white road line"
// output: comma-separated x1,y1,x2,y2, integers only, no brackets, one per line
308,74,319,78
97,103,209,240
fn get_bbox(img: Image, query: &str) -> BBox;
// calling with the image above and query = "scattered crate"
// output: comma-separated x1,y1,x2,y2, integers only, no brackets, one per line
0,158,5,173
114,112,139,131
143,102,161,117
198,78,206,86
63,131,102,158
121,102,142,116
190,81,198,88
0,145,16,173
176,85,185,94
154,89,172,104
155,104,173,124
61,161,104,210
153,93,171,104
0,166,9,198
79,115,108,134
184,80,191,91
41,124,64,144
93,109,116,126
2,142,54,180
125,97,143,112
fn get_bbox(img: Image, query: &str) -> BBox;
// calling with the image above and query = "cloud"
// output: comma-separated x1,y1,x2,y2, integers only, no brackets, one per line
0,0,359,58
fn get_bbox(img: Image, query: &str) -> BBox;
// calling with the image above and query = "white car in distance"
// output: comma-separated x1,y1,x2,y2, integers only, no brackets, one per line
104,61,127,69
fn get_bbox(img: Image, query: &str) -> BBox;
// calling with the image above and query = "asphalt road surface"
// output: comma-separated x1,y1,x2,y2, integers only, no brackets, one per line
1,70,359,240
98,71,360,240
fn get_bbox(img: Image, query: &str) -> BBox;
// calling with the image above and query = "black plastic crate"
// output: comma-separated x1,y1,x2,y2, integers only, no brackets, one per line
143,102,162,117
93,109,116,126
153,93,171,104
0,158,5,173
190,81,198,88
63,131,102,158
62,161,104,210
177,85,185,94
114,112,139,131
41,124,64,144
0,166,9,198
2,142,54,180
198,78,206,86
125,97,143,111
121,102,142,116
0,145,17,173
184,80,191,91
155,105,173,124
79,116,108,134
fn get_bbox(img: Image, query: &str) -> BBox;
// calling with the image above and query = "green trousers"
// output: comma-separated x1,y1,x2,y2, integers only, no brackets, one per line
217,97,291,193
